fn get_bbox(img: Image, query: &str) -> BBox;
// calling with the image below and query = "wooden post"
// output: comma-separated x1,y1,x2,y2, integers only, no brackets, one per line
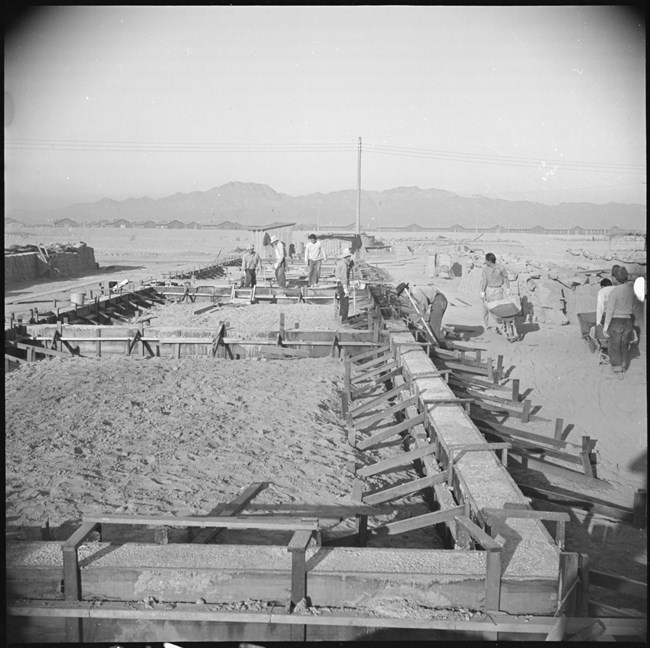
577,553,590,617
511,379,519,402
279,312,285,342
632,489,647,529
154,527,169,544
485,549,502,612
341,390,349,416
494,355,503,383
554,418,564,441
344,354,352,402
520,399,531,423
486,357,494,382
581,436,594,477
287,530,312,609
96,328,101,358
558,552,580,616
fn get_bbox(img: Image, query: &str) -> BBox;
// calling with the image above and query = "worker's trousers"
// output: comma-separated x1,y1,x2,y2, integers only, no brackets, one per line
428,293,448,344
482,286,504,328
336,284,350,321
275,261,286,288
608,317,633,372
244,269,257,288
307,259,322,286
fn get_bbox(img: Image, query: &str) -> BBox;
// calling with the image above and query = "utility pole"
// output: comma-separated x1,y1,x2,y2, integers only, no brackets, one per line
356,137,362,235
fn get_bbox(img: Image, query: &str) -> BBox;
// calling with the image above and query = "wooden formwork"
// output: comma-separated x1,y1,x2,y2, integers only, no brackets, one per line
5,261,644,642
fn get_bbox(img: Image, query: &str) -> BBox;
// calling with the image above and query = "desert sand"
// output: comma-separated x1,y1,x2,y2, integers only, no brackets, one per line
4,226,647,614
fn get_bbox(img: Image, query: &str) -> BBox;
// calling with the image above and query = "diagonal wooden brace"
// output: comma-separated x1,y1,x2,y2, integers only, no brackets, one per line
447,443,512,486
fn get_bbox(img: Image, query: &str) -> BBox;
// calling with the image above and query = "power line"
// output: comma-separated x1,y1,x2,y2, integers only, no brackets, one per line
4,139,355,153
5,137,645,176
365,144,645,174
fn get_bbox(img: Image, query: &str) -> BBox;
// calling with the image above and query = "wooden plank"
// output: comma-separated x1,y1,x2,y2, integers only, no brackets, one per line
567,619,605,641
354,395,418,431
192,482,268,544
363,473,448,506
557,552,580,617
454,516,501,551
544,615,567,641
507,451,602,486
482,508,570,523
588,570,647,600
448,372,511,392
485,550,502,612
349,383,408,418
353,352,397,373
478,426,584,466
472,413,579,450
348,344,391,364
13,602,643,634
469,399,550,423
356,412,425,450
84,514,319,531
357,443,437,477
350,360,397,385
351,366,403,397
371,505,466,536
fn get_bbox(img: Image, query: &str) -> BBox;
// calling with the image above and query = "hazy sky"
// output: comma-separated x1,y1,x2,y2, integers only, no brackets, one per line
4,5,646,212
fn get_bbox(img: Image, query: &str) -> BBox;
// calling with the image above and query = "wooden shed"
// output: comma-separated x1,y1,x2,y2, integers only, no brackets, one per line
248,222,296,260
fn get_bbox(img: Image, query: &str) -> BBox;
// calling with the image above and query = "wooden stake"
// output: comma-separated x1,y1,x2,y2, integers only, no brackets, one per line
554,418,564,441
495,355,503,383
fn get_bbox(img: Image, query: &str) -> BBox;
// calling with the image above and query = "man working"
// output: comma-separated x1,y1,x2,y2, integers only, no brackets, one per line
269,235,287,289
241,244,262,288
335,248,354,324
395,282,448,347
603,265,635,379
304,233,327,287
480,252,510,330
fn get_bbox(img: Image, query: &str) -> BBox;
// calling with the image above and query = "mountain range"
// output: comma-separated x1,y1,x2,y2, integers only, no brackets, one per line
8,182,646,231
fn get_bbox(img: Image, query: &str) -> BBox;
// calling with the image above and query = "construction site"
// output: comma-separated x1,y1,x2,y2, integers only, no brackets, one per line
4,227,647,643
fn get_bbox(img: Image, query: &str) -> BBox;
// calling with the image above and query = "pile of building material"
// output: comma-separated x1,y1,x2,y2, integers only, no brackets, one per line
4,242,97,284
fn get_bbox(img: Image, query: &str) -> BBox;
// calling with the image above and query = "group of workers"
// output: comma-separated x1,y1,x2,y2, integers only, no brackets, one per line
590,264,638,379
395,252,510,346
239,233,356,324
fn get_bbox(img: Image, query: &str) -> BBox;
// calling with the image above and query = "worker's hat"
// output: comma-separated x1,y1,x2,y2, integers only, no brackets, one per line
341,248,352,257
269,235,279,244
395,282,409,296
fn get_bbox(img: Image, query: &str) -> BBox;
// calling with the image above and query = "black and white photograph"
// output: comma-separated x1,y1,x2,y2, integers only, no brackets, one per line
4,5,646,644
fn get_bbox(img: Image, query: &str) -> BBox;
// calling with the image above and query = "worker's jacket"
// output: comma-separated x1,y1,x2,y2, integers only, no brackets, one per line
335,258,353,289
410,285,443,313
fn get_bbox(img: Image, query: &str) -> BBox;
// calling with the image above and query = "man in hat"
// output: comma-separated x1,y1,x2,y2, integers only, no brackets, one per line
304,233,328,287
396,281,449,347
335,248,354,323
480,252,510,331
603,264,635,378
241,244,262,288
270,235,287,288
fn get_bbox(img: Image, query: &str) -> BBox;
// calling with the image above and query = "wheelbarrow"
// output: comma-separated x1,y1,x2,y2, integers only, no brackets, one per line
485,296,522,342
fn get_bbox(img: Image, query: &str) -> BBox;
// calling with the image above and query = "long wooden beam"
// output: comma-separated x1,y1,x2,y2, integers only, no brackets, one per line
84,514,319,531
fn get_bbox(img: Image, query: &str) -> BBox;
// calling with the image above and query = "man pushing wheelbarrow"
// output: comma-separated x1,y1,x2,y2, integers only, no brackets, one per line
480,252,520,342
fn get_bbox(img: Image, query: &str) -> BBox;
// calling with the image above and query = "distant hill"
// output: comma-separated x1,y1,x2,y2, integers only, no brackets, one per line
8,181,646,231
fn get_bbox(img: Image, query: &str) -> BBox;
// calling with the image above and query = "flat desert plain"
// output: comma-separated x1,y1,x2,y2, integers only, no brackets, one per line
4,226,647,614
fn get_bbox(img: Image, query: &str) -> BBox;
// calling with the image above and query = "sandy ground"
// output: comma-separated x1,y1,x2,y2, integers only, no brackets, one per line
4,227,647,613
